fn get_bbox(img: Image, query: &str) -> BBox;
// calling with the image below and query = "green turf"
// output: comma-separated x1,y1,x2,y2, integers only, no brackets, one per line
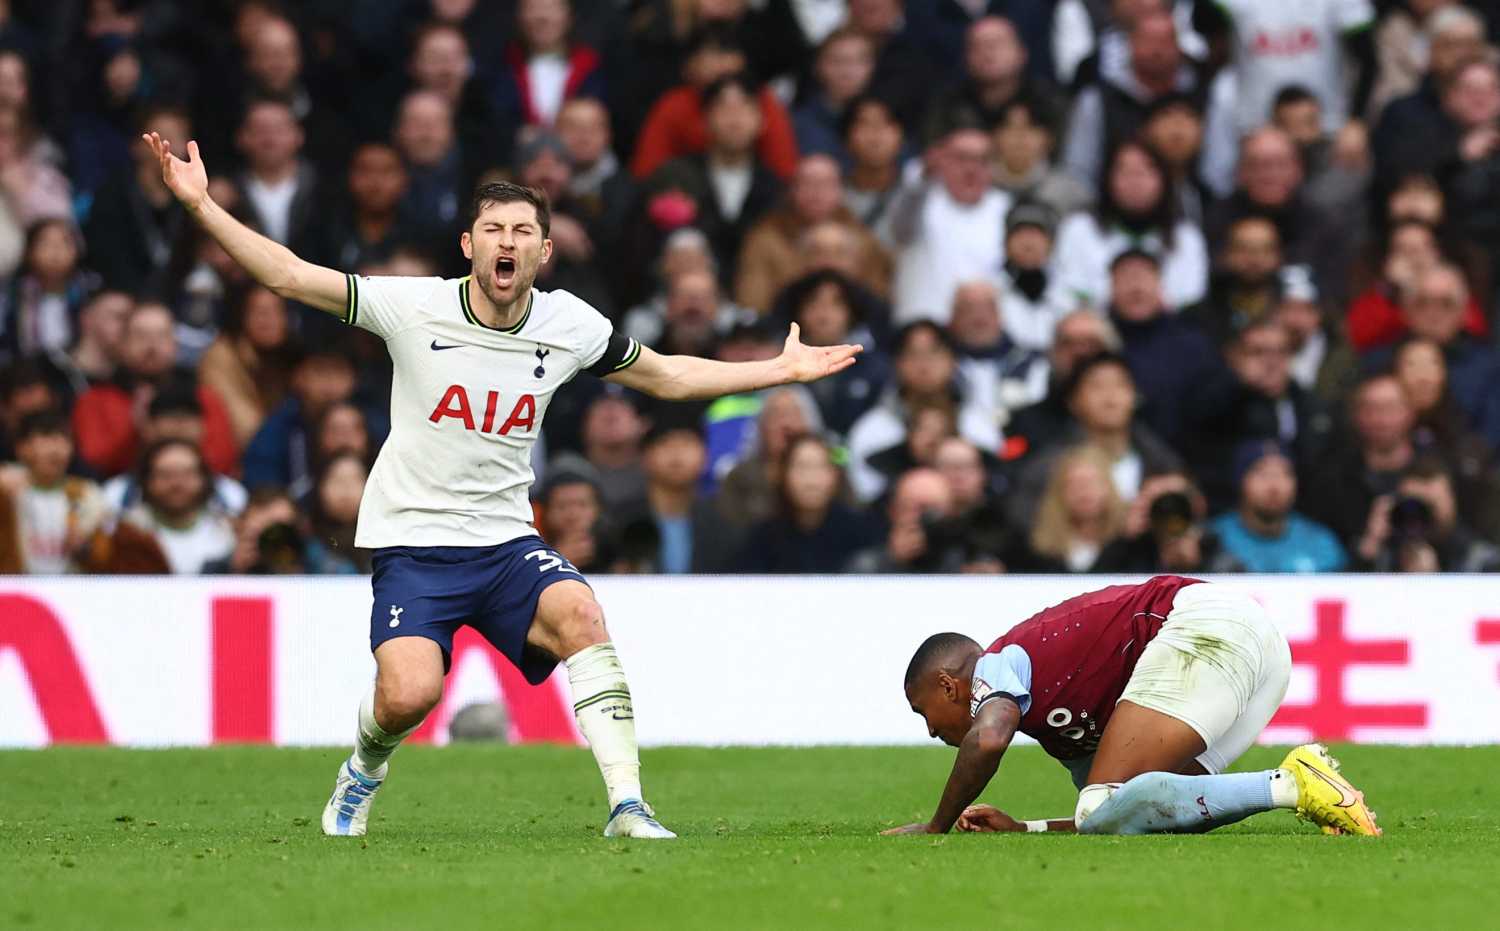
4,745,1498,930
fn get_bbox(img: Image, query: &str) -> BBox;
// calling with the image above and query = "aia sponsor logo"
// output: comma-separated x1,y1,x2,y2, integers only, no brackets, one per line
1250,27,1320,57
429,385,537,435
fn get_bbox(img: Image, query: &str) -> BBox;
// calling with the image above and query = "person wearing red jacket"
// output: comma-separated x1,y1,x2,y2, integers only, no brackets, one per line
71,301,237,478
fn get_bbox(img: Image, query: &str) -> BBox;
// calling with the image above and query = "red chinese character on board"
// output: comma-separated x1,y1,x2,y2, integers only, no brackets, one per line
1271,601,1427,740
1478,619,1500,684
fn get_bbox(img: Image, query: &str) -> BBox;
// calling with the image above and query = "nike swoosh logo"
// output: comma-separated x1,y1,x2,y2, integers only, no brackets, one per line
430,340,463,351
1304,763,1357,808
610,712,634,721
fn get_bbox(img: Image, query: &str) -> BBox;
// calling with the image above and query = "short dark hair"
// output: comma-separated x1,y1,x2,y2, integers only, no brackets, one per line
892,320,956,358
16,408,69,443
685,22,745,58
1272,84,1319,112
839,92,900,140
138,437,213,510
470,181,551,238
904,632,980,688
148,384,203,420
701,72,760,110
1062,351,1134,404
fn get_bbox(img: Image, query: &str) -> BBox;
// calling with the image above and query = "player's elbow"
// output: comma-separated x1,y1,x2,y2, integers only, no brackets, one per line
967,726,1011,758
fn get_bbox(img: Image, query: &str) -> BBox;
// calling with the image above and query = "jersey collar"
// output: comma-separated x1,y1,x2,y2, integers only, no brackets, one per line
459,276,532,334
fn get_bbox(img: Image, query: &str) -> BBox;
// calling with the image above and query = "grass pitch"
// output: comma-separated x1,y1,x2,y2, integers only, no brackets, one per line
4,744,1498,930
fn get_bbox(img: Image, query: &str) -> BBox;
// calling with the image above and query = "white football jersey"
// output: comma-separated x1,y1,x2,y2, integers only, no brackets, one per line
1218,0,1374,132
343,275,639,549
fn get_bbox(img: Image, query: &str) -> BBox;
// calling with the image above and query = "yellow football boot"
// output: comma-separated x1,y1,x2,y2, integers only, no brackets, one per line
1280,743,1382,836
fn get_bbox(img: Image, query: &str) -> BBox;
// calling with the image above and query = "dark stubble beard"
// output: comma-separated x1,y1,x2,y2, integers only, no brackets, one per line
474,261,538,315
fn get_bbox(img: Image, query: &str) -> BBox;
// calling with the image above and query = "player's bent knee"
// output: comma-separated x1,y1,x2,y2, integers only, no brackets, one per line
538,586,608,657
375,675,443,731
1075,782,1119,833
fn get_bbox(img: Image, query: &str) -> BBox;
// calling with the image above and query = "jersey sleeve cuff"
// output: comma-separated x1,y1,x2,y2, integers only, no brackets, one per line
584,332,640,378
344,273,359,327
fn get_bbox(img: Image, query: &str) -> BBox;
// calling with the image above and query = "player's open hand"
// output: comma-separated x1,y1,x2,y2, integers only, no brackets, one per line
141,132,208,211
779,322,862,384
957,805,1024,833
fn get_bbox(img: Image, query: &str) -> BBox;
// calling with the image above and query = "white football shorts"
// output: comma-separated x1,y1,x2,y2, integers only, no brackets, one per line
1117,582,1292,774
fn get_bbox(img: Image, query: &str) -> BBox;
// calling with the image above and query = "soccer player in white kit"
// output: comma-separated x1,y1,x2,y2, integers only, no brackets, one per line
144,133,862,839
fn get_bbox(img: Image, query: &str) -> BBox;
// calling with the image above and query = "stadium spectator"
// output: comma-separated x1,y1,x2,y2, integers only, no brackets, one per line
1062,10,1207,188
72,302,237,478
639,73,785,281
713,384,823,531
83,105,191,296
537,468,612,574
620,227,718,343
630,27,798,181
573,392,649,514
1003,308,1122,457
886,127,1011,325
1273,266,1359,406
772,270,890,435
197,286,296,449
1269,87,1371,224
118,438,236,575
1188,214,1284,348
733,433,877,573
309,143,416,276
1372,5,1487,182
312,401,372,469
241,350,356,497
735,153,890,313
0,68,72,240
1140,92,1209,223
866,401,961,493
792,27,876,160
405,23,507,184
1369,0,1467,115
791,219,896,313
989,96,1092,219
1439,56,1500,269
1355,455,1500,573
304,451,368,574
1008,351,1182,530
1095,470,1245,574
392,90,469,242
1029,444,1127,573
839,94,907,230
925,16,1058,145
846,321,1001,502
490,0,603,131
1344,220,1487,352
846,465,972,573
994,201,1077,354
203,486,331,575
619,419,710,574
0,219,98,363
556,97,635,300
1055,140,1208,312
55,290,130,396
98,387,249,519
0,360,60,461
0,411,107,573
516,128,615,315
946,279,1046,419
1105,249,1216,444
846,0,941,135
1209,439,1346,573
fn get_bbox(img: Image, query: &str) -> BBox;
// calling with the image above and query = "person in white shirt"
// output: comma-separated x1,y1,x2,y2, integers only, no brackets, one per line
0,410,107,573
235,99,317,248
145,132,861,841
118,437,235,575
886,127,1012,325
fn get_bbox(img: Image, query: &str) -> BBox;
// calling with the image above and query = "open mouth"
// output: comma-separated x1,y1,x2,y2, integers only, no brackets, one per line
494,255,517,288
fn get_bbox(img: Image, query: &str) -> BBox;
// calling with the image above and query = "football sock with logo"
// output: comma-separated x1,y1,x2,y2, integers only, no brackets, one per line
566,642,644,810
1077,770,1283,835
350,686,419,779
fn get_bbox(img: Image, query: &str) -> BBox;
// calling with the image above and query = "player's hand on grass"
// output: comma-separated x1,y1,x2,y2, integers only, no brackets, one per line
957,805,1024,833
142,132,208,211
779,323,862,384
880,821,937,835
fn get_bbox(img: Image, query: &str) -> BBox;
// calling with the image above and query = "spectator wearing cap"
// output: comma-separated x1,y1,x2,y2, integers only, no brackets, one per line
840,94,908,230
639,74,786,283
989,96,1092,219
1062,10,1210,189
490,0,604,131
1106,248,1216,445
1054,140,1208,313
631,27,799,182
516,127,616,316
995,200,1076,353
885,127,1012,326
72,302,238,479
1182,309,1340,510
792,27,877,161
241,350,358,498
1206,437,1350,572
733,433,879,574
1274,265,1359,406
1006,351,1182,532
923,16,1063,146
734,154,890,314
99,386,251,518
846,321,1002,502
772,270,891,435
1187,214,1283,348
0,410,107,574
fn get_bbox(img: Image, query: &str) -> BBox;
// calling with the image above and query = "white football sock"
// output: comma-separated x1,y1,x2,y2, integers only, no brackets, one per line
350,686,419,779
566,642,644,810
1269,767,1299,808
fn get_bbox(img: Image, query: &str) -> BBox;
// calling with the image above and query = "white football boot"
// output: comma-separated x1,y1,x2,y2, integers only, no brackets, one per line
321,758,385,836
604,799,677,839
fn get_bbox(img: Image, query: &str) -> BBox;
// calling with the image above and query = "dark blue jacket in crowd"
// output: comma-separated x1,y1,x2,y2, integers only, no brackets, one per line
1112,309,1218,446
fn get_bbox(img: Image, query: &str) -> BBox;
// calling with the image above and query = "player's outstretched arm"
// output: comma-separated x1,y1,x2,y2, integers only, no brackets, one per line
882,698,1022,836
142,132,347,316
604,323,861,400
957,805,1076,834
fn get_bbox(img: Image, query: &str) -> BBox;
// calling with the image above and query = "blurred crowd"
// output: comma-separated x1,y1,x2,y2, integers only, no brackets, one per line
1,0,1499,578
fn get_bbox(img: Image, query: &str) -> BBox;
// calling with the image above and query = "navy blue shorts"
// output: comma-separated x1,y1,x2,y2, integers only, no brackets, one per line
368,536,587,684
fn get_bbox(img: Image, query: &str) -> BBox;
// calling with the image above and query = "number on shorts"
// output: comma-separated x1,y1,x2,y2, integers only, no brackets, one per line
525,549,579,574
